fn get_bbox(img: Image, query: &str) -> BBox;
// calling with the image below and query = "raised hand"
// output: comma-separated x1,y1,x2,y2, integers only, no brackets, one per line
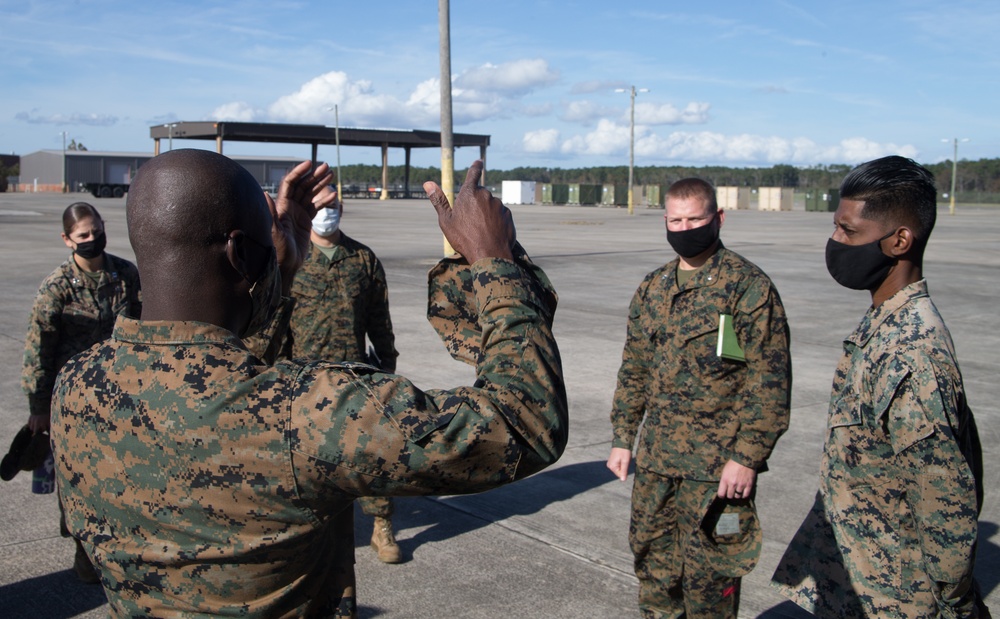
423,160,515,264
270,161,335,286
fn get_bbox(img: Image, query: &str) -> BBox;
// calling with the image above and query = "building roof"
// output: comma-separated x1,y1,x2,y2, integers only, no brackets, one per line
149,121,490,150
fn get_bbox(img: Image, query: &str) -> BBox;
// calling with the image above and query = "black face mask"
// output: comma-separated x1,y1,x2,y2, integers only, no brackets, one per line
74,231,107,260
825,231,896,290
667,216,719,258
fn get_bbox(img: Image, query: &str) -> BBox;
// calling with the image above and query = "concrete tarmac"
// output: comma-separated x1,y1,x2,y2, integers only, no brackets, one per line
0,191,996,618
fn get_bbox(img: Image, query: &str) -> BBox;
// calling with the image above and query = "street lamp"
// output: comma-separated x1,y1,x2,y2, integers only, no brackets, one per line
941,137,969,216
325,105,343,199
60,131,68,193
615,86,648,215
166,123,178,151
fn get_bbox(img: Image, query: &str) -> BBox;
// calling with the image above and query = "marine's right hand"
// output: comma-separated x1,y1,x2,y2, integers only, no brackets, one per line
607,447,632,482
423,160,515,264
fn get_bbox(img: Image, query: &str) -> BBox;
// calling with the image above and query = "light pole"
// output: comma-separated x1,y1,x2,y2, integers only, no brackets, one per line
439,0,455,255
941,138,969,215
324,106,344,199
615,86,648,215
61,131,68,193
167,123,178,151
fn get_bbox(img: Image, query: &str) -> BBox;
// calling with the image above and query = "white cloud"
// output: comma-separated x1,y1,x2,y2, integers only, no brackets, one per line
634,101,710,125
561,100,612,124
556,124,919,165
523,129,560,153
454,59,558,95
647,132,919,164
211,63,558,130
15,110,119,126
211,101,260,122
560,119,631,156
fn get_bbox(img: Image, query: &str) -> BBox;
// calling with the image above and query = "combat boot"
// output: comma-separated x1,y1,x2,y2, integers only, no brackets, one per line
73,539,100,584
370,516,401,564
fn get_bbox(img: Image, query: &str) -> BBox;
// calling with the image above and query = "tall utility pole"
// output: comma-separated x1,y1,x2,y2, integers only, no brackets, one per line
439,0,455,254
616,86,648,215
942,137,969,216
334,105,342,199
61,131,68,193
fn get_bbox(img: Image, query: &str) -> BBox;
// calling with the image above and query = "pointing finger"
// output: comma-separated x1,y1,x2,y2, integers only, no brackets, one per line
461,160,484,193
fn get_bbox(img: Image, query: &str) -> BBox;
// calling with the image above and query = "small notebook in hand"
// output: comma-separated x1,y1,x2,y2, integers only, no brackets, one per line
717,314,745,362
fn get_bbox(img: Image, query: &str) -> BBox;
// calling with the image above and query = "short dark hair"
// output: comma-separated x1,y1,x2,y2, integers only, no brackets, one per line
667,178,717,214
840,156,937,247
62,202,102,235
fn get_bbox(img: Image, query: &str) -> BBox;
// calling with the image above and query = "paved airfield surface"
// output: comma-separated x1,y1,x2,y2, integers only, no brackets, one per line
1,191,997,618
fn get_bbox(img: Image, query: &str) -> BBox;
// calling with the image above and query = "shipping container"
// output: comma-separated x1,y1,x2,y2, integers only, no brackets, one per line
757,187,794,211
717,186,751,210
502,180,537,205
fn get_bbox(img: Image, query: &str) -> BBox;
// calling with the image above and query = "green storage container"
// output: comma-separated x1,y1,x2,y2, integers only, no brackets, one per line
578,183,600,205
541,183,553,204
552,183,569,204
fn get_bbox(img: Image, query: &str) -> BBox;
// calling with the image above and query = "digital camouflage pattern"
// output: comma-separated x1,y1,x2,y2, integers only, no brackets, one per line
771,280,986,618
427,242,558,366
22,253,141,417
611,244,790,618
630,470,760,618
51,257,567,618
611,244,791,480
280,237,398,522
279,236,397,372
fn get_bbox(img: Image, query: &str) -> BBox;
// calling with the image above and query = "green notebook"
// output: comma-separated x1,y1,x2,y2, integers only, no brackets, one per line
717,314,746,362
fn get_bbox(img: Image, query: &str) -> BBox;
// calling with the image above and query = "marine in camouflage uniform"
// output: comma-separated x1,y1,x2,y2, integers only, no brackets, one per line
50,152,567,618
610,178,790,618
22,233,141,584
771,281,984,617
281,231,401,564
23,252,141,419
771,156,987,618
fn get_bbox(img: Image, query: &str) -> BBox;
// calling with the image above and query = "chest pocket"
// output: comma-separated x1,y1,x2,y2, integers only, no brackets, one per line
679,310,743,380
829,391,862,429
874,357,934,455
62,302,100,335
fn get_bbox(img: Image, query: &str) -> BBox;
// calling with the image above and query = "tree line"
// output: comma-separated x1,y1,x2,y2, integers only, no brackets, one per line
337,159,1000,202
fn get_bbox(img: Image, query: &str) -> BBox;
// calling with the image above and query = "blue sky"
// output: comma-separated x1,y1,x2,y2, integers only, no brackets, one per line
2,0,997,170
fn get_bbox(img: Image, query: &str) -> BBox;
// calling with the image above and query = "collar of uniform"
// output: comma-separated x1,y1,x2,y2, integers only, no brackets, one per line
112,316,248,350
313,234,356,266
848,279,929,347
67,252,118,288
668,241,727,291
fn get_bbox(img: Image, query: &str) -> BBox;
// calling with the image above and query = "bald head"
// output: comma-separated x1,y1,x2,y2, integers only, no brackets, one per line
126,149,274,327
127,149,270,259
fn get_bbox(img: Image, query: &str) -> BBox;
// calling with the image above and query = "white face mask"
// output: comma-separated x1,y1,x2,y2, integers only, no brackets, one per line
312,207,341,237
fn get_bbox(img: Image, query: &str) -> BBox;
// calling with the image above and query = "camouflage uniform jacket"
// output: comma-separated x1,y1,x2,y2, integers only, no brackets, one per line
51,258,567,618
772,280,984,618
281,236,397,371
22,253,141,417
611,244,791,480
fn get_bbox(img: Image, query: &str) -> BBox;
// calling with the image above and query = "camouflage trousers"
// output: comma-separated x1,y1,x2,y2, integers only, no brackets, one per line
358,496,393,518
328,498,395,618
630,468,762,619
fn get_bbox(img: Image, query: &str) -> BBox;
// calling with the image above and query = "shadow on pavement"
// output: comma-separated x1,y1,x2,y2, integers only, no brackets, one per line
0,569,106,618
355,460,623,560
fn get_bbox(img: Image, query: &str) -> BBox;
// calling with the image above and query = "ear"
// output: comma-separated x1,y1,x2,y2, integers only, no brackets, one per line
226,230,252,281
716,208,726,228
61,232,74,250
886,226,915,258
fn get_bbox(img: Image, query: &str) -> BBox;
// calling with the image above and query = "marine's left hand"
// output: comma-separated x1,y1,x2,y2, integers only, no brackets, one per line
717,459,756,499
269,161,335,288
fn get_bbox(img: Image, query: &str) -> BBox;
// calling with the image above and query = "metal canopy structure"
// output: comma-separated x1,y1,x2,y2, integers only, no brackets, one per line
149,121,490,198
